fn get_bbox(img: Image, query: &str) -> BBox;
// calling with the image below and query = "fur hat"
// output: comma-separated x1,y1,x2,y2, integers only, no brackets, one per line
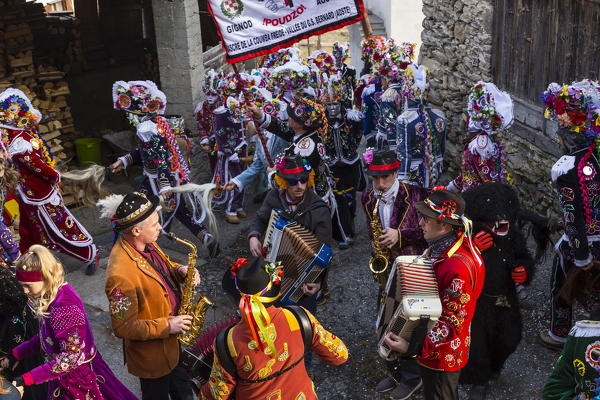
112,80,166,115
0,88,42,130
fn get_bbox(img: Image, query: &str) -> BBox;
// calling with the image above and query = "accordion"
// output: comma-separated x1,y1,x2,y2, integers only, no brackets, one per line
180,315,240,385
377,255,442,360
263,209,332,305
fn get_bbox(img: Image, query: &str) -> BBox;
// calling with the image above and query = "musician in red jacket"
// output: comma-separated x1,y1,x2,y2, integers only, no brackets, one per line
384,189,484,400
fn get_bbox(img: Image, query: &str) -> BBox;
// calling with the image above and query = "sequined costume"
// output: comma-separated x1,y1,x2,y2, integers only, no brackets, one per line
5,128,97,264
200,306,347,400
361,79,382,147
376,83,404,150
0,184,19,266
195,100,219,175
12,284,137,400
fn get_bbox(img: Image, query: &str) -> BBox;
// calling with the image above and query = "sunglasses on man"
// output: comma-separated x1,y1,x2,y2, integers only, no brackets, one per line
285,176,309,186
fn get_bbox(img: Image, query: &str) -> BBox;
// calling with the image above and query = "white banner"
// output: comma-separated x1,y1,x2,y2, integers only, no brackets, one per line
208,0,364,63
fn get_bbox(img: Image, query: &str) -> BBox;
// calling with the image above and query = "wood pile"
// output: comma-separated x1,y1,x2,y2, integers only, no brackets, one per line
0,0,85,169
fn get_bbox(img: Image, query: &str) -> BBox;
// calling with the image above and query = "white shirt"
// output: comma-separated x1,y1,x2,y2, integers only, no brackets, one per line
378,179,400,229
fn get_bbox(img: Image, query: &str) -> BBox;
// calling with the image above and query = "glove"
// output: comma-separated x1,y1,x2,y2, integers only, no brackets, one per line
512,266,527,284
474,231,493,251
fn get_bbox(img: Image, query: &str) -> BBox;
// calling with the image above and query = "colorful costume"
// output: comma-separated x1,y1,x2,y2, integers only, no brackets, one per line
0,183,19,267
0,89,98,267
113,81,215,247
396,64,446,187
359,36,386,147
413,190,484,400
374,40,415,150
542,320,600,400
12,283,137,400
211,104,247,219
541,80,600,343
322,72,364,244
195,70,224,176
448,82,513,192
201,257,347,400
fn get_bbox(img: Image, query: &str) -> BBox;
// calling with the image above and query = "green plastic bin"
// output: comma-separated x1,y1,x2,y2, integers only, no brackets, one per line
75,138,102,168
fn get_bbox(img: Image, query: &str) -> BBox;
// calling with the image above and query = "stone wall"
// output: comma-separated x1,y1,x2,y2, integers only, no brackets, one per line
419,0,561,215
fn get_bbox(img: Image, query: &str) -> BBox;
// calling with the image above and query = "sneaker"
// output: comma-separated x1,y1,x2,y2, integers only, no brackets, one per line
237,210,247,218
86,246,102,276
469,384,488,400
375,377,397,393
389,379,423,400
224,214,240,224
538,330,565,351
204,234,221,258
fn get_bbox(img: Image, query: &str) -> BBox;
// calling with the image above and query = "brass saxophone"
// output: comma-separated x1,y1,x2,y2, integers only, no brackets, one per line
165,232,213,346
369,191,390,289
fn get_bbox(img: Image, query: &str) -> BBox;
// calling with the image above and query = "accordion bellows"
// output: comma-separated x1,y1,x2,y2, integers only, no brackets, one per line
264,209,332,305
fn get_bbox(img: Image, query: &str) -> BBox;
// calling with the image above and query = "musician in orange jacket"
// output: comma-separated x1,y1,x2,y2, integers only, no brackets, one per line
384,189,485,400
201,257,348,400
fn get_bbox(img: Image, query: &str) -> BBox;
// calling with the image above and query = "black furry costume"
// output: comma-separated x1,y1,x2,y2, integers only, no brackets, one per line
459,183,535,385
0,268,46,399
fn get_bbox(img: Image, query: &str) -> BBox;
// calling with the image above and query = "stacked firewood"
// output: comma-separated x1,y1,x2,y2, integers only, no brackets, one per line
0,0,85,166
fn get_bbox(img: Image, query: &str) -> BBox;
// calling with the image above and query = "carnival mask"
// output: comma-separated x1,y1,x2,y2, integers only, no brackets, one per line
206,94,219,105
326,102,342,119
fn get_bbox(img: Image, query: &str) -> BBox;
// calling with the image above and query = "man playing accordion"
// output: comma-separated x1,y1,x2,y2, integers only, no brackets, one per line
248,155,332,314
384,189,485,400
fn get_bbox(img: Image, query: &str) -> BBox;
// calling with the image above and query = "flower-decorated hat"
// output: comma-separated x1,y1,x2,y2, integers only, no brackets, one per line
376,39,416,81
203,69,223,96
402,63,430,102
262,47,303,69
332,41,349,68
542,79,600,136
364,148,400,176
286,95,327,134
320,72,346,104
0,88,42,130
271,60,311,92
308,50,336,75
467,81,514,135
361,35,386,64
112,80,167,115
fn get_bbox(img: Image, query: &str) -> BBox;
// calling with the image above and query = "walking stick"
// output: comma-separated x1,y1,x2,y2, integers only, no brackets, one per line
231,63,275,168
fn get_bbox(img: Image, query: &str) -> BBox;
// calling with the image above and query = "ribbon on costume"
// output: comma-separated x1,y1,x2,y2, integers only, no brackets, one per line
423,198,483,267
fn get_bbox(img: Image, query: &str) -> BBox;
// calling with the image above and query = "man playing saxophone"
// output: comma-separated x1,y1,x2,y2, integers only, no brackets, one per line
102,192,199,400
361,149,429,399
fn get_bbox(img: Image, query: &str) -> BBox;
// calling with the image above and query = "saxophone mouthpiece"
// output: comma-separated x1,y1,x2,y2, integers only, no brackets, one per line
164,232,176,240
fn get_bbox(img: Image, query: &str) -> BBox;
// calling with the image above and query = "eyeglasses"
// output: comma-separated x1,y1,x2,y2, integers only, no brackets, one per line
286,176,309,186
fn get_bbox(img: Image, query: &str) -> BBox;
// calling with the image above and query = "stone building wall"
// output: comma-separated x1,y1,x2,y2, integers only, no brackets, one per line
419,0,561,215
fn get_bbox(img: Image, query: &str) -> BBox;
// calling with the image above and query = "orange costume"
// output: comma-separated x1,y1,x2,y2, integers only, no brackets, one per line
200,305,348,400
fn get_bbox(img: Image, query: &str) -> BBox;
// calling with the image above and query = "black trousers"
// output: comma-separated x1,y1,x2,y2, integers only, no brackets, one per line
139,363,195,400
420,366,461,400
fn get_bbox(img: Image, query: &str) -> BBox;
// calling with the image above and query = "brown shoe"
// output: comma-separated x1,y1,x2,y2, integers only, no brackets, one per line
237,210,247,218
538,330,565,351
225,214,240,224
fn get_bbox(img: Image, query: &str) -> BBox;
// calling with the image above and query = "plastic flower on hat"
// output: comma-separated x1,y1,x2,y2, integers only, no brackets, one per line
467,82,513,135
308,50,336,75
203,69,224,96
112,80,166,115
289,96,329,141
363,147,374,164
320,72,346,104
361,36,386,63
271,61,311,91
262,47,302,69
402,63,430,102
332,41,349,67
542,79,600,136
0,89,41,130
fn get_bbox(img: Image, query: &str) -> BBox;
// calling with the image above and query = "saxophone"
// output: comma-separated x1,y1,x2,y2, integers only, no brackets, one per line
165,232,213,347
369,191,390,289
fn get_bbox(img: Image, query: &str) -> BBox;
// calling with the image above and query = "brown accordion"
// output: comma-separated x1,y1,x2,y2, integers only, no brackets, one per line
377,255,442,360
263,209,332,305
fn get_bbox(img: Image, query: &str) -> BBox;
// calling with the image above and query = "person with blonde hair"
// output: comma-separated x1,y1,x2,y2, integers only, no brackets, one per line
0,245,137,400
